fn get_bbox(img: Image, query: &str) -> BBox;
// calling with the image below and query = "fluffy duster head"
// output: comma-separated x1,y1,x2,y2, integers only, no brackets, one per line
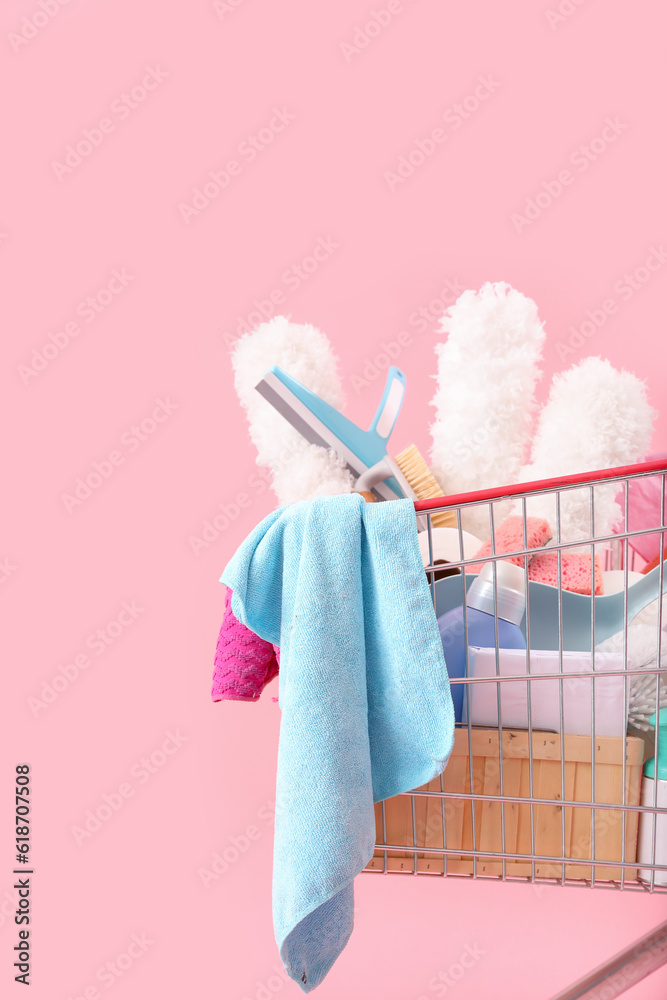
231,315,355,504
429,281,545,536
520,356,656,543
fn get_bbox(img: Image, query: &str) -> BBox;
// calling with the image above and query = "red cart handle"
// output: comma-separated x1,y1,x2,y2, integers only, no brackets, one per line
414,458,667,513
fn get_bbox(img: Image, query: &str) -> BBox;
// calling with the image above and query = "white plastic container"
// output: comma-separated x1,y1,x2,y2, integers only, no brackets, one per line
462,646,628,738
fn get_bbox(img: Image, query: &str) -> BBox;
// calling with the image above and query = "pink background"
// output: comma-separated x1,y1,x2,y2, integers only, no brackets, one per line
3,1,667,998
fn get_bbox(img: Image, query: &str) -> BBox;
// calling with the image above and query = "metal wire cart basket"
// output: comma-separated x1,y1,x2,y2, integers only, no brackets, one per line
366,459,667,897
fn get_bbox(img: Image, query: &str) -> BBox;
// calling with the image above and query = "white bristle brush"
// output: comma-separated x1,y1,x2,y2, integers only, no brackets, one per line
597,621,667,730
629,675,667,732
231,315,355,504
429,281,546,537
519,357,656,544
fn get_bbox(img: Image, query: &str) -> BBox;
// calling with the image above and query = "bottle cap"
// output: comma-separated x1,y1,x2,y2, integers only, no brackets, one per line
466,561,526,626
644,707,667,780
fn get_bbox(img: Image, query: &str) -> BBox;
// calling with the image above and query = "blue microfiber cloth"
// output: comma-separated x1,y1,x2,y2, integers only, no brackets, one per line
221,492,454,992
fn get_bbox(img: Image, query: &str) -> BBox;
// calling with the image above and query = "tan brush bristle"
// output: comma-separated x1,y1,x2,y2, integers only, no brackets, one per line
393,444,457,528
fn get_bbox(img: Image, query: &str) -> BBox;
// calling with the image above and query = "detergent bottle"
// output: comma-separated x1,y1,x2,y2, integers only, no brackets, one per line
437,561,526,724
638,707,667,885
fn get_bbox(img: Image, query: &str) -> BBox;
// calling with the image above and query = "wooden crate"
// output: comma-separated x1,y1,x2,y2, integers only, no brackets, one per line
367,728,644,881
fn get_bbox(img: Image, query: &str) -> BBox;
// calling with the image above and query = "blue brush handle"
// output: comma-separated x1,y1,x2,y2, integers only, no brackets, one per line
270,365,406,474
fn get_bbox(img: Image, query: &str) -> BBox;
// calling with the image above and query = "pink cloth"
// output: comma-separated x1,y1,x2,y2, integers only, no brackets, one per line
617,452,667,563
211,588,280,703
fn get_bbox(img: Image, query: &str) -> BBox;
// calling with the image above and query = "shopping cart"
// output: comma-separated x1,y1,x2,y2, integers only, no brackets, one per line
364,458,667,999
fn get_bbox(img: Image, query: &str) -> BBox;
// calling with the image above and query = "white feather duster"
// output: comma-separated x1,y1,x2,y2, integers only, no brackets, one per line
429,282,546,536
231,315,355,504
520,357,656,543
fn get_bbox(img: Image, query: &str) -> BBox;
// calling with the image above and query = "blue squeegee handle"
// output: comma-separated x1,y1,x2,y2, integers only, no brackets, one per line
368,367,406,440
268,365,406,470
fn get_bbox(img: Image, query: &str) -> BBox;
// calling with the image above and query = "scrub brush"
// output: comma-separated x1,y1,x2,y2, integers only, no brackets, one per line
629,674,667,732
429,282,546,538
393,444,457,528
597,621,667,730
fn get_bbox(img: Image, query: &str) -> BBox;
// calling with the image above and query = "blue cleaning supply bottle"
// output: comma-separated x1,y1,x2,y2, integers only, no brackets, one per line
438,562,527,723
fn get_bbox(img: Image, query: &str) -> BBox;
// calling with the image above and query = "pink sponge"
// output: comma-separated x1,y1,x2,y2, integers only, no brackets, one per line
470,516,552,572
528,552,603,595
